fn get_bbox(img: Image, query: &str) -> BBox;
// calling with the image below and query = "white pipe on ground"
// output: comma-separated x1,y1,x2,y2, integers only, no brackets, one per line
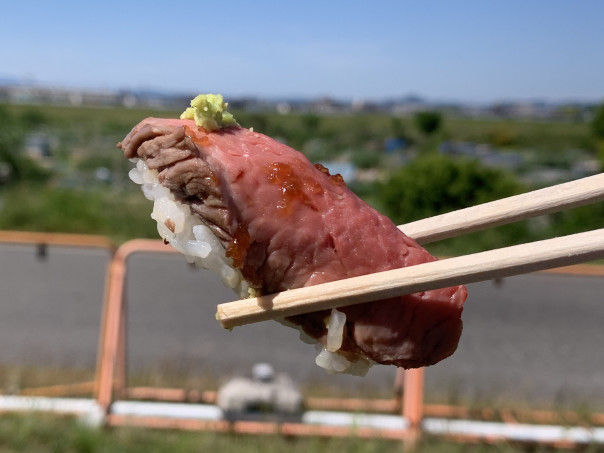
0,395,104,426
111,400,223,420
1,396,603,445
424,418,604,444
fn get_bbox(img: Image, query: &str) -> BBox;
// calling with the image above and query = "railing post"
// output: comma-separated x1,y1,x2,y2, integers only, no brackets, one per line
94,239,178,416
402,367,425,450
95,252,127,413
114,293,128,400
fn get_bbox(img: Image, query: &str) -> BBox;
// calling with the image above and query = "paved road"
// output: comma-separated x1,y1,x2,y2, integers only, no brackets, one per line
0,243,602,408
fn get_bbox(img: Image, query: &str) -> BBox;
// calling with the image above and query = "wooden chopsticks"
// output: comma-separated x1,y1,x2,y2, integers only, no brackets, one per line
216,174,604,329
402,172,604,244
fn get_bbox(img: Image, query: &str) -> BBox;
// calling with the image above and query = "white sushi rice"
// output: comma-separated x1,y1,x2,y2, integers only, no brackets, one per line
128,158,372,375
128,158,251,298
326,308,347,352
316,308,373,376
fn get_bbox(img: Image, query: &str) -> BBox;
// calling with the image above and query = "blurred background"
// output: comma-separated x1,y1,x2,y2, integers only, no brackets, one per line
0,1,603,449
0,0,602,250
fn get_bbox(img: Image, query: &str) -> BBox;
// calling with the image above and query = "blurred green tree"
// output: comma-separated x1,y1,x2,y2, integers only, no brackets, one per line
0,106,50,184
591,103,604,169
414,111,442,137
591,103,604,139
0,106,24,180
378,153,524,224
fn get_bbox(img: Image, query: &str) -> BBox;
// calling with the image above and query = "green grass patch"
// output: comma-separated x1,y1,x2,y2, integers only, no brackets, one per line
0,364,93,395
0,413,393,453
0,184,157,244
0,412,586,453
442,117,592,152
4,103,594,157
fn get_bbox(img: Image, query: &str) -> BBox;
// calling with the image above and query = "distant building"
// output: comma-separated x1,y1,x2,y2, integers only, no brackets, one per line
0,80,598,120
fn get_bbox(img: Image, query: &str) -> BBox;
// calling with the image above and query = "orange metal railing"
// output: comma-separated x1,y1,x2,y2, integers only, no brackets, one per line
3,230,604,445
94,238,423,440
0,230,116,398
0,230,116,252
91,237,604,444
95,239,178,409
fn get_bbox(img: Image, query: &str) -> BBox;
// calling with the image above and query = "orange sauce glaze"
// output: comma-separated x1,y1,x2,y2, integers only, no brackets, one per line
225,224,251,269
264,161,341,215
198,135,211,146
227,161,343,271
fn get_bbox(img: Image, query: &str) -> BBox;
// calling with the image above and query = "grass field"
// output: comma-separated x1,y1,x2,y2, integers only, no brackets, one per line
1,102,599,247
3,102,593,157
0,412,594,453
0,184,157,244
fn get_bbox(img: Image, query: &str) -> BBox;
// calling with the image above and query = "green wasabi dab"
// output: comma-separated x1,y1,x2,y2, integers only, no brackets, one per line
180,94,239,131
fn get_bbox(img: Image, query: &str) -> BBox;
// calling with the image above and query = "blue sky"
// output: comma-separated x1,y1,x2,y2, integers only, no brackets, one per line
1,1,603,103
